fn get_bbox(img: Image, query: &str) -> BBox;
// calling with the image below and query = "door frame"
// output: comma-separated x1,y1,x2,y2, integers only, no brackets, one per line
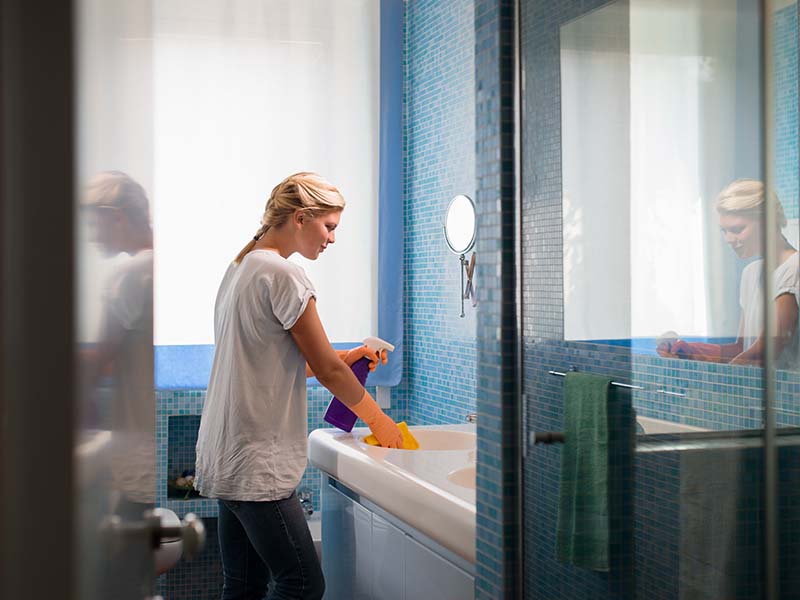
1,1,76,599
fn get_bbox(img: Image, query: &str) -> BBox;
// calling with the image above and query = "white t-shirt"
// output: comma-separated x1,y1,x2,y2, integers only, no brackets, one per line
739,252,799,366
195,250,316,501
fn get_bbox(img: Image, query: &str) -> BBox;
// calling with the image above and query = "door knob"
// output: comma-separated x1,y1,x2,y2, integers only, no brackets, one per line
148,508,206,559
101,508,206,560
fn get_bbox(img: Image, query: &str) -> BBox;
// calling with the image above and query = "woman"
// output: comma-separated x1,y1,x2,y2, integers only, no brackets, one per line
195,172,403,600
658,179,799,366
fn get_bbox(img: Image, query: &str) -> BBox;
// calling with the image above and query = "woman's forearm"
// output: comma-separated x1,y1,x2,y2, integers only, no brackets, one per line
718,341,745,361
314,360,365,406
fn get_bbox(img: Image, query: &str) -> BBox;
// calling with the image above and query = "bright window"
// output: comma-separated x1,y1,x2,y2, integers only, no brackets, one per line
153,0,381,346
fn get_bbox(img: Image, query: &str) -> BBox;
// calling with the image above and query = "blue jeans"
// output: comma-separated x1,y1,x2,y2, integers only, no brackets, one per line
218,493,324,600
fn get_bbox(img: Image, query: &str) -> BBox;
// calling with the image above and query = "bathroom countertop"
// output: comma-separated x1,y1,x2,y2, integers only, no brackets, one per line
308,423,476,564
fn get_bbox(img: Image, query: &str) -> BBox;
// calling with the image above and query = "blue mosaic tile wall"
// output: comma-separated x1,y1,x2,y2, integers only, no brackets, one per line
474,0,520,598
397,0,478,427
519,1,800,598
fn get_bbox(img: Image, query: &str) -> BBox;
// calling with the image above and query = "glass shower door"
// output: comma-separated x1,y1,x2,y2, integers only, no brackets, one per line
518,0,798,597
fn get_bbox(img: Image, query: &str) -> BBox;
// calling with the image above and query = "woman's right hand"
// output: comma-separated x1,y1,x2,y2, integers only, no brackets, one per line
367,412,404,449
348,390,403,448
657,338,690,357
658,339,722,361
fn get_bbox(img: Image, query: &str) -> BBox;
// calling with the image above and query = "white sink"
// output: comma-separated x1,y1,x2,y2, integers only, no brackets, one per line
400,429,476,451
308,424,477,564
447,464,476,489
637,415,709,434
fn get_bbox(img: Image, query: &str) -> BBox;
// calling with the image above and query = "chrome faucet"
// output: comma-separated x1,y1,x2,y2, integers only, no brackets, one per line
465,413,477,424
298,489,314,516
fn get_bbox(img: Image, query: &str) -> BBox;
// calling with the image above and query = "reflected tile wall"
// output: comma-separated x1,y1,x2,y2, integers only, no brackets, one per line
775,4,799,219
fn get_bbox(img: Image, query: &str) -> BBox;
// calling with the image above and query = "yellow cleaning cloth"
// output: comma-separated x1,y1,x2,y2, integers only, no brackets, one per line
363,422,419,450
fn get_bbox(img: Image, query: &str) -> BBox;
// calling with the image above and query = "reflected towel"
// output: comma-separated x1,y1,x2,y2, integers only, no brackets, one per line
679,448,742,600
363,422,419,450
556,372,614,571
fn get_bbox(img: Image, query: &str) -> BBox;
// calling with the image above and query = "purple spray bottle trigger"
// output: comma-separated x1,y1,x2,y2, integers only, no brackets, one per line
323,336,395,432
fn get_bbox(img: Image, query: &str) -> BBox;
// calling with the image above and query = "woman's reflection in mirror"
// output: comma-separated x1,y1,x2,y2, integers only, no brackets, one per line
657,179,799,367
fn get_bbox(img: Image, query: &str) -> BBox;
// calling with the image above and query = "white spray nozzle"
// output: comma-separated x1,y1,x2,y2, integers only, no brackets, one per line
362,336,395,353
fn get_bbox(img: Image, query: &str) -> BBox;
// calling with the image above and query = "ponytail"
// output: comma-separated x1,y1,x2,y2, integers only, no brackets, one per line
234,224,268,264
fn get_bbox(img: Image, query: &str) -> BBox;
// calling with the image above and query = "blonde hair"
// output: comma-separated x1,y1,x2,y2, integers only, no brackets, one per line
83,171,150,228
715,178,787,229
234,172,346,264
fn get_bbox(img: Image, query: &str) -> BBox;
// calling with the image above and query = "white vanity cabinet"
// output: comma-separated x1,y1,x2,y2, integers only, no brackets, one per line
403,535,474,599
322,477,474,600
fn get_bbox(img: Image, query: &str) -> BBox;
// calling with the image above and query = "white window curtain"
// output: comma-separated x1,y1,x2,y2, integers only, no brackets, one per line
152,0,380,346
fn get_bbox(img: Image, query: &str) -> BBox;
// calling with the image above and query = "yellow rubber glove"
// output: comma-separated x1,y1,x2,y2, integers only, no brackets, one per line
350,390,403,448
340,346,388,372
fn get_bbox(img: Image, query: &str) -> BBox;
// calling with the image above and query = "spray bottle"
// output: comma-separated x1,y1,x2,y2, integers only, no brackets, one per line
323,336,395,431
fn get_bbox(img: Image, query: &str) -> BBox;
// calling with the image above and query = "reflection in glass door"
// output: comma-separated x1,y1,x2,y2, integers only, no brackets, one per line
75,1,158,597
518,0,798,597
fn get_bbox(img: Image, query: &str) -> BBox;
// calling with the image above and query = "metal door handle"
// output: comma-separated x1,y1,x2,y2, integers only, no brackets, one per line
102,508,206,560
152,510,206,559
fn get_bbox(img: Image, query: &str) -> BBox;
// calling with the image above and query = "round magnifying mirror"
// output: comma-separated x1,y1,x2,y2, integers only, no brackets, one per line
444,194,476,254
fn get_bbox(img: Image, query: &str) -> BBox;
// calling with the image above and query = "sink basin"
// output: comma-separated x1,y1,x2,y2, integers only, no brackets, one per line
308,424,477,563
406,429,476,451
637,416,709,434
447,464,476,489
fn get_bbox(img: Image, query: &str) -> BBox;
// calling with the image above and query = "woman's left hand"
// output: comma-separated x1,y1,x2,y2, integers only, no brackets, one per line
341,346,387,371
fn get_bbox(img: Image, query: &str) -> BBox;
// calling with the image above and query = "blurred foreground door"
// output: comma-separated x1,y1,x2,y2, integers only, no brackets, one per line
1,2,195,599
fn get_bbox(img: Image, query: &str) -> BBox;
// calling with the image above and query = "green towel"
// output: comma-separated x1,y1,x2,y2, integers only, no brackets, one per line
555,372,614,572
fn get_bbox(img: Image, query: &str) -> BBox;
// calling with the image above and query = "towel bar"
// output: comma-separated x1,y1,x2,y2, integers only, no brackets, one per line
547,369,686,397
548,370,644,390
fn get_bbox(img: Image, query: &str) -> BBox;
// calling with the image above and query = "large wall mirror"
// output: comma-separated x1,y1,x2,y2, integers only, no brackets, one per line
561,0,798,370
